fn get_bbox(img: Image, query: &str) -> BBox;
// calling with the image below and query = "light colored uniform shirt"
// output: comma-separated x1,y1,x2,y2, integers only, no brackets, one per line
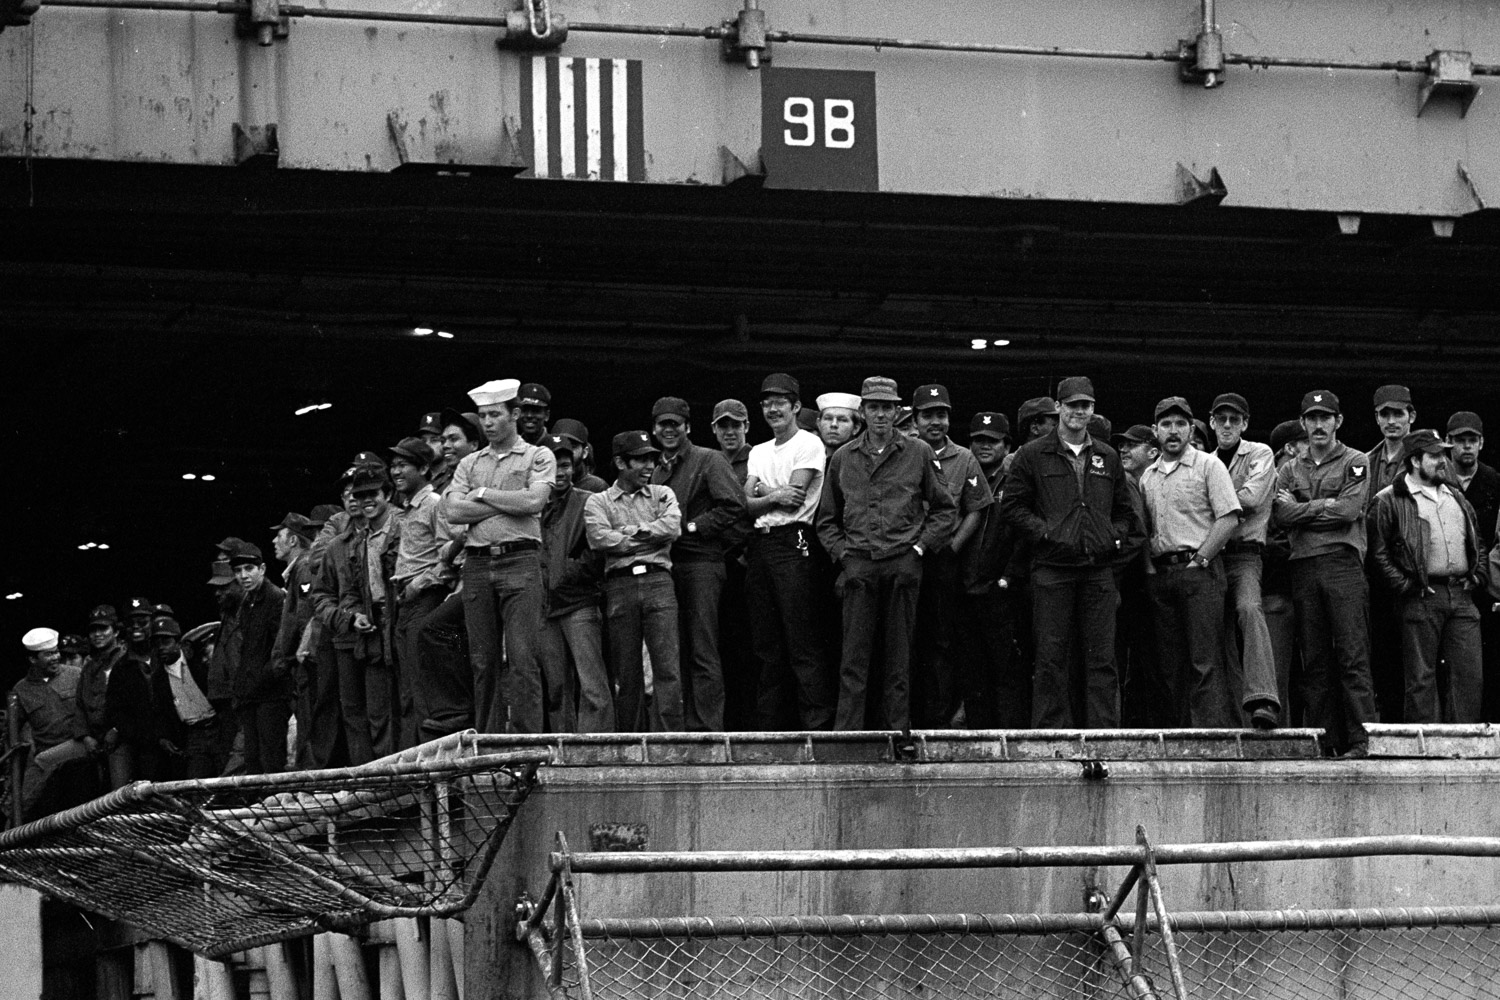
583,483,682,573
163,654,215,725
1406,474,1472,578
393,483,452,593
747,429,826,528
1222,439,1277,543
447,438,556,546
1140,446,1242,556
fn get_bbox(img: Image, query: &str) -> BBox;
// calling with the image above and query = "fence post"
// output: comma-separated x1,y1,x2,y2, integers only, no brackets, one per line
1139,828,1189,1000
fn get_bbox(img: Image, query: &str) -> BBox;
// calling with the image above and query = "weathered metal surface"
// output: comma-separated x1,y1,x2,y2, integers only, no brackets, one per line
2,0,1497,214
1364,723,1500,758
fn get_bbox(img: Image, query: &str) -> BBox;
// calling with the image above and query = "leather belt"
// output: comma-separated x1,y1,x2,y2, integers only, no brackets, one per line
1222,540,1264,555
606,563,669,579
466,539,540,556
1151,550,1196,568
1426,575,1467,587
756,522,813,535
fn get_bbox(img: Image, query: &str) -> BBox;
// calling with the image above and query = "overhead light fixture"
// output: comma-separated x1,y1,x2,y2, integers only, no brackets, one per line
413,327,434,336
992,339,1011,347
435,330,455,339
97,543,110,550
201,474,217,482
183,473,197,480
295,401,333,416
970,338,987,350
4,592,21,601
77,542,105,551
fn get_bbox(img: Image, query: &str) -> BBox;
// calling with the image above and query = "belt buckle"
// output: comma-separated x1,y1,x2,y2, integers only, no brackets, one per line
631,564,648,576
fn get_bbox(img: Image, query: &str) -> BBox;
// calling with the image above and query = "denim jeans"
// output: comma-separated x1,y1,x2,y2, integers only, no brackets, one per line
395,587,446,749
835,550,923,731
746,527,834,731
1149,560,1233,728
674,559,726,732
605,572,683,732
1291,549,1376,752
1262,589,1298,725
1400,581,1483,723
334,647,387,764
1031,564,1119,728
417,593,472,740
538,605,614,733
237,699,291,774
462,550,546,734
1223,551,1280,714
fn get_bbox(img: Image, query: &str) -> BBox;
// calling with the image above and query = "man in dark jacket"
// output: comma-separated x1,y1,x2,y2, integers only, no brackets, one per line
649,395,748,732
229,543,288,773
149,615,222,779
269,513,318,765
538,435,610,732
1369,429,1487,723
78,604,131,788
1447,411,1500,721
1000,376,1143,729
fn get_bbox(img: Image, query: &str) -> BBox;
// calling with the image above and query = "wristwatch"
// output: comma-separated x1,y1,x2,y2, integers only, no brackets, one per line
1189,552,1209,569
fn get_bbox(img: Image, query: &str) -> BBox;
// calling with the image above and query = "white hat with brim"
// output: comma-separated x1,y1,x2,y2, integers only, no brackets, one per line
22,627,59,652
468,379,520,408
816,392,863,413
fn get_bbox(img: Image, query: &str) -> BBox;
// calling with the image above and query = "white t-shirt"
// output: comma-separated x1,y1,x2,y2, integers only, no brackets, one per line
747,429,827,528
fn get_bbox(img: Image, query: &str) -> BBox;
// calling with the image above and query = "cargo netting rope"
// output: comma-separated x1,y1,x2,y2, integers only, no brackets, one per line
0,732,548,958
517,831,1500,1000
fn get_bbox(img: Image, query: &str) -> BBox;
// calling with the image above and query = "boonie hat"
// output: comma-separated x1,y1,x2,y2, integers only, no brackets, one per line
613,430,661,458
1301,390,1340,416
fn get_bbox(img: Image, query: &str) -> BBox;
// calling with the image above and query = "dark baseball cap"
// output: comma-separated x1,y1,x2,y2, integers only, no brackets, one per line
651,397,691,420
712,399,750,424
126,597,155,617
228,543,265,567
1211,393,1249,416
58,634,87,656
1016,397,1059,427
417,412,443,435
913,384,952,410
88,604,118,626
760,373,800,399
308,504,341,526
149,615,182,638
270,512,317,543
207,559,234,586
350,450,388,469
1057,377,1095,404
1373,384,1413,410
440,407,483,442
389,436,436,468
969,412,1010,440
860,376,902,402
542,434,575,456
1402,428,1452,460
1113,424,1157,447
349,467,390,492
516,383,552,407
1447,411,1483,437
613,430,661,458
895,406,916,427
1154,396,1194,421
1301,390,1340,416
551,418,590,444
216,536,250,556
1087,414,1113,440
1269,420,1308,453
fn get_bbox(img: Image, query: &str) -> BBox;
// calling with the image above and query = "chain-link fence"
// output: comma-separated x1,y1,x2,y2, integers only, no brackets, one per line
0,732,548,957
518,835,1500,1000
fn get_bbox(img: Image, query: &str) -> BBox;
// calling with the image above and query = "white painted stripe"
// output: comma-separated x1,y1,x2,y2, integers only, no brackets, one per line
557,56,576,178
611,58,629,182
530,56,549,178
585,58,602,181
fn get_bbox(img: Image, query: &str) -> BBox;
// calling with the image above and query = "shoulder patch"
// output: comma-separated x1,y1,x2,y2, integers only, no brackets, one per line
1351,465,1366,478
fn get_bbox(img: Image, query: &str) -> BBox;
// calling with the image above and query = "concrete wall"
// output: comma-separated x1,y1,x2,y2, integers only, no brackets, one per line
475,758,1500,998
0,885,43,1000
1,1,1495,214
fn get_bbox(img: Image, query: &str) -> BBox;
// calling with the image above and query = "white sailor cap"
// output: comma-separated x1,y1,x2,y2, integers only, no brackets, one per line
22,627,59,653
816,392,863,413
468,379,520,408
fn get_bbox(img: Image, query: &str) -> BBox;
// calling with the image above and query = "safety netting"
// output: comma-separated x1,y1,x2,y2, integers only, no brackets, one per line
0,732,547,958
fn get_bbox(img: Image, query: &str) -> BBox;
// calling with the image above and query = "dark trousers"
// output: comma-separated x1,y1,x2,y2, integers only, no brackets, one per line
334,645,387,765
300,637,345,768
958,586,1025,728
1263,589,1300,726
1400,582,1483,723
913,547,962,727
182,716,224,779
674,559,726,732
1367,579,1405,723
604,571,684,732
1478,597,1500,723
462,550,546,733
418,594,472,740
719,551,758,731
236,699,290,774
746,527,835,731
537,605,612,732
1149,560,1234,728
1291,549,1376,753
1031,564,1119,728
395,587,446,749
1117,565,1167,728
835,550,922,731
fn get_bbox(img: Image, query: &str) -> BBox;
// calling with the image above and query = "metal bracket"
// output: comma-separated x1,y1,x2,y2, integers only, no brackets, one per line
722,0,770,69
1176,163,1227,206
235,0,289,46
232,123,279,167
1419,50,1479,117
1177,31,1225,88
496,0,568,50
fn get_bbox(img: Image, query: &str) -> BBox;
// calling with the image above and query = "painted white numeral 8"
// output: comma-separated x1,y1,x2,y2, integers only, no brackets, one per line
783,97,816,146
824,99,855,149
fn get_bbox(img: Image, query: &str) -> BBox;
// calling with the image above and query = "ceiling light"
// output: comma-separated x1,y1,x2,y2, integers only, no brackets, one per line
413,327,434,336
183,473,197,480
97,543,110,550
970,339,987,350
317,402,333,411
5,593,21,601
201,474,217,482
294,404,318,416
435,330,455,340
992,339,1011,347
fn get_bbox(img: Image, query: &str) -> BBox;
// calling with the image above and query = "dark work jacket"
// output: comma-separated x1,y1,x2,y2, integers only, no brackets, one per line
150,652,214,748
542,486,604,618
1000,431,1143,570
962,466,1029,595
332,515,399,662
816,432,958,562
270,553,315,677
105,650,168,746
650,441,747,562
1370,475,1486,597
1462,461,1500,552
77,641,126,738
309,519,359,652
232,580,288,704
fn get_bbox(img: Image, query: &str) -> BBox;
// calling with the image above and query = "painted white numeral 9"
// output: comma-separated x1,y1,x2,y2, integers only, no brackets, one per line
783,98,816,146
824,99,855,149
